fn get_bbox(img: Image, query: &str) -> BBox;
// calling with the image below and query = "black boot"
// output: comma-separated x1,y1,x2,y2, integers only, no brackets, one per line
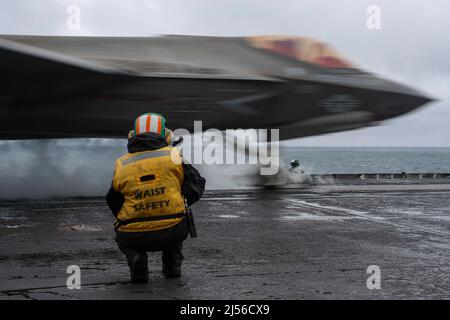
128,251,148,283
162,243,183,278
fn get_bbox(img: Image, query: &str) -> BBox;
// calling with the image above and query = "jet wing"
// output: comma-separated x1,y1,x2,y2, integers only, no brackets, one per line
0,35,287,139
0,37,131,103
0,35,433,140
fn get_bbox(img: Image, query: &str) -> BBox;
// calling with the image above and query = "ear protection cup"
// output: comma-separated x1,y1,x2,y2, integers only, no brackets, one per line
165,128,173,144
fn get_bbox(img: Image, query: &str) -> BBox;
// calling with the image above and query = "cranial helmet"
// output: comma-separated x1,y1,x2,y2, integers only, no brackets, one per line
290,159,300,168
131,113,173,144
133,113,166,137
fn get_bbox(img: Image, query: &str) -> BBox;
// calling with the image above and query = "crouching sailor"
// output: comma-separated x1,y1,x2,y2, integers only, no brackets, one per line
106,113,206,283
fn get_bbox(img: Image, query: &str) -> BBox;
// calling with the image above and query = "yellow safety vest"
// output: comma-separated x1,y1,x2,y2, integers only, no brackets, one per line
113,146,186,232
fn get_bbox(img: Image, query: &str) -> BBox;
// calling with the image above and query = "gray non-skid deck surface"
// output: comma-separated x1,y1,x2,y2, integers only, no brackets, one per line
0,182,449,299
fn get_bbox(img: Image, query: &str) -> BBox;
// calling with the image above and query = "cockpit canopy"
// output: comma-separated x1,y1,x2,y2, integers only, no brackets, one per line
246,35,358,69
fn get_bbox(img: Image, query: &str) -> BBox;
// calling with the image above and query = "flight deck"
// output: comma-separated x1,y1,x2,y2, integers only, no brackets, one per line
0,178,449,299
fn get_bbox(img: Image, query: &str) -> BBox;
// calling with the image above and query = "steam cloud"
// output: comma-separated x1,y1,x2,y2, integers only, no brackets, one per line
0,139,126,199
0,137,311,199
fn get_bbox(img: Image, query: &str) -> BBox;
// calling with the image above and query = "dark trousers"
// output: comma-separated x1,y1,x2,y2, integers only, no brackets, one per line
118,242,184,270
115,217,189,269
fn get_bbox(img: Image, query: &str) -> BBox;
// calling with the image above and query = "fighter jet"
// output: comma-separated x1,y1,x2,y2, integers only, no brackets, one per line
0,34,433,140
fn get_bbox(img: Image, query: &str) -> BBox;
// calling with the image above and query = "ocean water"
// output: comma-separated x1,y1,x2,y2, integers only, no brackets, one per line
1,140,450,198
280,147,450,174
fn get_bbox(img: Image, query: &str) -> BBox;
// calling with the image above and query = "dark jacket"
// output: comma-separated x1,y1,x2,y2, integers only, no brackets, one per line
105,132,206,218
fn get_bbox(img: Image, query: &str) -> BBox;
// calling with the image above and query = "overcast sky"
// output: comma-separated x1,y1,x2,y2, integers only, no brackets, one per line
1,0,449,147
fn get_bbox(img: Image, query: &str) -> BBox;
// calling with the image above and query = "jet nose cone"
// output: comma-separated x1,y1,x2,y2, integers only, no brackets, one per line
373,92,434,121
368,78,436,120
